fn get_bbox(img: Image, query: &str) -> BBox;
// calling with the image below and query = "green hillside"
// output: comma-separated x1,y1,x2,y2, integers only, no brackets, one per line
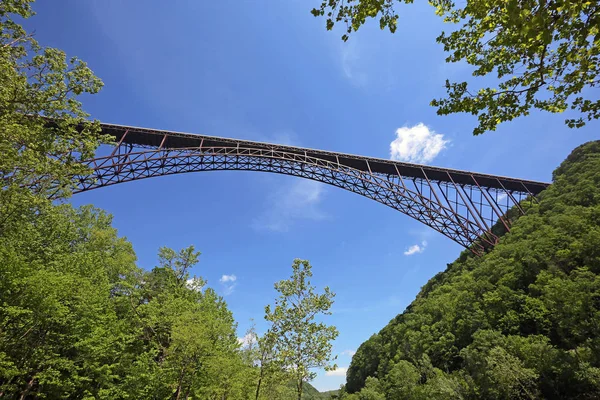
341,141,600,399
303,382,339,399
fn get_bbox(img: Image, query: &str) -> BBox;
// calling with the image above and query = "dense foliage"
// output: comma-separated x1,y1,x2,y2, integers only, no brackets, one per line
0,204,338,398
0,2,339,398
339,140,600,399
0,201,337,399
311,0,600,135
0,0,106,204
0,206,246,398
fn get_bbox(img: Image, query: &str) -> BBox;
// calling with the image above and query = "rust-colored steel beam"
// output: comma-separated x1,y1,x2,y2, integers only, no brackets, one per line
72,123,551,254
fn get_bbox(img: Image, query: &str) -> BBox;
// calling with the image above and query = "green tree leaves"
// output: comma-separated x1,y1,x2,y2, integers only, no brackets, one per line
0,0,107,237
340,140,600,399
311,0,402,42
0,205,139,398
0,221,250,399
0,2,345,398
312,0,600,135
265,259,339,400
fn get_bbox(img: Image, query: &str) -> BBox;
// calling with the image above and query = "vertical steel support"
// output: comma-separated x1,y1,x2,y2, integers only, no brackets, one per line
394,165,408,192
520,182,539,205
471,175,511,233
421,168,471,241
110,129,129,157
447,172,497,247
495,178,525,214
158,134,168,150
486,187,512,229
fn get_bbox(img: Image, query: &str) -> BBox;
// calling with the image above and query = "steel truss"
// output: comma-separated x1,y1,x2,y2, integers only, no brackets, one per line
74,124,550,255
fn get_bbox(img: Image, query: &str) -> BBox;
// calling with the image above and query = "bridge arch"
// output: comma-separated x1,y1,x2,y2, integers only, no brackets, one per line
74,123,550,255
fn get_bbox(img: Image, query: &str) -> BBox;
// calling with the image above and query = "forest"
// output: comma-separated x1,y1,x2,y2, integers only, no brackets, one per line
336,141,600,399
0,2,338,399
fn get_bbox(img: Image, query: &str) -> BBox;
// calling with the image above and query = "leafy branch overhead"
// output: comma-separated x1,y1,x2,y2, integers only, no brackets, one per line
1,0,107,202
312,0,600,135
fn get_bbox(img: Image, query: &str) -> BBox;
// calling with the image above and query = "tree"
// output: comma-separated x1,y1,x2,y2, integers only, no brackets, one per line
124,246,242,399
0,5,258,398
238,325,295,400
251,329,282,400
355,377,386,400
0,204,139,399
1,0,106,236
311,0,600,135
341,139,600,398
384,360,420,400
265,259,339,400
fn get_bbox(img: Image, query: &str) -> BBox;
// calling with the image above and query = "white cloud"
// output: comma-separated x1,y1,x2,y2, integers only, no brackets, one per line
252,179,327,232
404,241,428,256
326,367,348,377
341,350,356,357
237,332,257,347
219,274,237,295
390,124,449,164
186,277,204,291
220,274,237,283
496,193,508,203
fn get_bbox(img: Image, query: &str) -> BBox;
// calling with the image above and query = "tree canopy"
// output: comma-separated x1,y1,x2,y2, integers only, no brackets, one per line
0,2,340,398
337,139,600,399
311,0,600,135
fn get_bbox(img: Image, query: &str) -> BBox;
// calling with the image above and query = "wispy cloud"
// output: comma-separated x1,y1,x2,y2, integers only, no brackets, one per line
326,367,348,377
250,129,300,147
263,131,297,146
339,36,400,90
237,332,257,347
390,124,449,164
341,40,368,87
219,274,237,295
252,179,327,232
340,350,356,357
404,241,428,256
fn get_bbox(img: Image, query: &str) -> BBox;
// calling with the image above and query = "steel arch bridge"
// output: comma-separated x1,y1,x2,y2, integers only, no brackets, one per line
75,123,550,255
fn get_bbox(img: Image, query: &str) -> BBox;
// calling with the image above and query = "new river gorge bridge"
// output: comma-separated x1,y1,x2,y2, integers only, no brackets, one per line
75,123,550,255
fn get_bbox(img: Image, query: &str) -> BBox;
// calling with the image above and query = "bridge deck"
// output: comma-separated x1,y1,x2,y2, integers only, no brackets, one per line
99,122,550,194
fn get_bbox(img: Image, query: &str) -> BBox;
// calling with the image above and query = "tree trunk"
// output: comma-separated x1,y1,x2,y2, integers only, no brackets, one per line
19,376,35,400
175,365,186,400
255,367,263,400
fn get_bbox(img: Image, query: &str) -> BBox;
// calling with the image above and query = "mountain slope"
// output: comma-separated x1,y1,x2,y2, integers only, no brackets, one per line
302,382,338,399
344,141,600,399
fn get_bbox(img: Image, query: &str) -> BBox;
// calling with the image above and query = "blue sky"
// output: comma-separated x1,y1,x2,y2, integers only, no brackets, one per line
26,0,598,391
